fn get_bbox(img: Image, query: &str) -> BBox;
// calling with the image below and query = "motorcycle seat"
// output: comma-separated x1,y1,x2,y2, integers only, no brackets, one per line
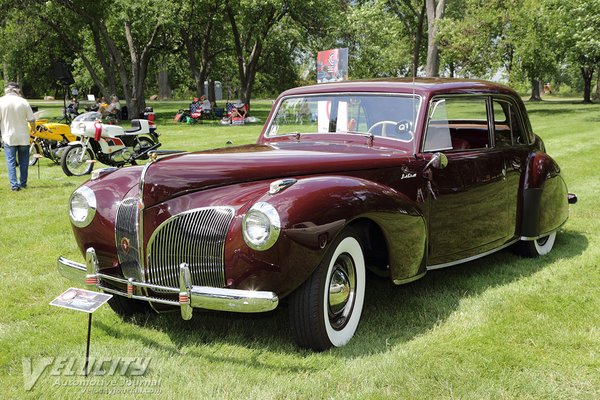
125,119,150,134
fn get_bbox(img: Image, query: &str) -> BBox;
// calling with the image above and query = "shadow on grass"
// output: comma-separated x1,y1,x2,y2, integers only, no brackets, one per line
95,229,587,359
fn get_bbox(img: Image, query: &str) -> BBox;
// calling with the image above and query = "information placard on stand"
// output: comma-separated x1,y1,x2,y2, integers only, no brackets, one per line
50,288,113,377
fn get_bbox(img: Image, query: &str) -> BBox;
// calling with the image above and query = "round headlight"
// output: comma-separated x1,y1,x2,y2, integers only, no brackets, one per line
242,202,281,251
69,186,97,228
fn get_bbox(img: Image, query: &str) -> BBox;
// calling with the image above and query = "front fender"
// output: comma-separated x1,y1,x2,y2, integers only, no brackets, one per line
67,140,87,147
520,151,569,238
259,176,427,287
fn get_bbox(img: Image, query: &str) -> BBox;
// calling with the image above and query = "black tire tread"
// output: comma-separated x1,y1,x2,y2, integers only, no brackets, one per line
107,295,151,317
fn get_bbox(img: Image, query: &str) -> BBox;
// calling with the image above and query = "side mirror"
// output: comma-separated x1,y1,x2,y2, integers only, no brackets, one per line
424,152,448,171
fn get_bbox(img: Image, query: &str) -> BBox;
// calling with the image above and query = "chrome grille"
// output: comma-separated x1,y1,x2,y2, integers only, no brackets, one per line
147,207,234,289
115,197,143,281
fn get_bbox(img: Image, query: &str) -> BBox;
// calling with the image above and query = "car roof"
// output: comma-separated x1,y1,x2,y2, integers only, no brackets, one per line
278,78,517,98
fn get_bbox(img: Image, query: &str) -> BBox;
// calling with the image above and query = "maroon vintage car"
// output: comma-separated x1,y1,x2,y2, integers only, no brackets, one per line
58,78,576,350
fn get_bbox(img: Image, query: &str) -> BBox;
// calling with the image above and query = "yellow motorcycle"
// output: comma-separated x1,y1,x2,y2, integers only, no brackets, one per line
29,116,76,166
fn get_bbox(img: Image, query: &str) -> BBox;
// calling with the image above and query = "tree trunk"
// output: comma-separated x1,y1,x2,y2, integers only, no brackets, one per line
581,67,593,104
158,70,171,100
226,3,285,106
412,2,426,77
207,79,216,106
529,78,542,101
425,0,447,77
595,65,600,100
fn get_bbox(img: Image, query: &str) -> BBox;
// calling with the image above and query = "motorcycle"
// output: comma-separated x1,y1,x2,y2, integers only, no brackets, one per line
28,114,76,166
60,111,161,176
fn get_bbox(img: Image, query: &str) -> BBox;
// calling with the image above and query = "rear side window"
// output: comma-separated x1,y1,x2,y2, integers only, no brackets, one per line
493,99,528,145
423,97,490,152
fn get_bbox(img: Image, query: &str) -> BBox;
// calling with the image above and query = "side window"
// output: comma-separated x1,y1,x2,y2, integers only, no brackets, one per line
492,99,527,146
493,100,513,147
423,97,490,152
509,104,526,145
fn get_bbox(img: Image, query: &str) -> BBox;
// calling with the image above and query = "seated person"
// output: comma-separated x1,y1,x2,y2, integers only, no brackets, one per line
200,95,212,112
66,97,79,119
230,106,246,125
103,95,121,123
190,97,202,118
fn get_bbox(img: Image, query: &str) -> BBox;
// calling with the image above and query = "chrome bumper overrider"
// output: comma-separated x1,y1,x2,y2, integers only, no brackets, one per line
57,248,279,319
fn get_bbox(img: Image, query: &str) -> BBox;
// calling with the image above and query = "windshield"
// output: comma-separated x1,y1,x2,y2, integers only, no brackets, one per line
73,111,102,122
267,94,421,143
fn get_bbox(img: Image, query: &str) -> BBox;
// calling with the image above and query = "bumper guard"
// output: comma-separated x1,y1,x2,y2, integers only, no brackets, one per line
57,248,279,320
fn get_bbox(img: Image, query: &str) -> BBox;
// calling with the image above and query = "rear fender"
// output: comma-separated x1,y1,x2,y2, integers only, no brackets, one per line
520,151,569,238
257,176,427,284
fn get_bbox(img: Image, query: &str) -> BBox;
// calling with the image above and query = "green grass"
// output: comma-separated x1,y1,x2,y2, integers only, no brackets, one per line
0,98,598,399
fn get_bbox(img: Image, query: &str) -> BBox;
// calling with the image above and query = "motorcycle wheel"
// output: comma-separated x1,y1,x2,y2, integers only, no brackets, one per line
60,145,95,176
134,137,155,160
28,144,40,166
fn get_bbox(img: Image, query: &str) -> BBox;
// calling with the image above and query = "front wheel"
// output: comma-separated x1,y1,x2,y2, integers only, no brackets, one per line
134,136,156,160
60,145,94,176
108,295,151,317
516,231,557,257
28,143,40,166
289,228,366,351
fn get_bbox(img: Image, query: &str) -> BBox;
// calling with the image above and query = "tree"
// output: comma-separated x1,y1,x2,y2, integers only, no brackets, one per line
386,0,427,77
438,0,558,99
550,0,600,103
176,0,228,103
37,0,170,117
344,1,412,78
425,0,447,77
225,0,344,105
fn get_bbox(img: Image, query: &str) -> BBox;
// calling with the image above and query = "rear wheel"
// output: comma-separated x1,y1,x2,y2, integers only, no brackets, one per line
60,145,94,176
133,137,155,160
289,228,366,351
516,231,557,257
28,144,40,166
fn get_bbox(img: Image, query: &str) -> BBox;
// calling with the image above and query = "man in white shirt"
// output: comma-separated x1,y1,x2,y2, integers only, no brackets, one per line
0,82,35,191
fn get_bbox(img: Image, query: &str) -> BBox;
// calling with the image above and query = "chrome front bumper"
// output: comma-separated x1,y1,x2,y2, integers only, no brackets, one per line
57,248,279,319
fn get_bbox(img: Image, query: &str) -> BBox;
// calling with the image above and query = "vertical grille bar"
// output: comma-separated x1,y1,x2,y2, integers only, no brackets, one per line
115,198,144,281
147,207,234,291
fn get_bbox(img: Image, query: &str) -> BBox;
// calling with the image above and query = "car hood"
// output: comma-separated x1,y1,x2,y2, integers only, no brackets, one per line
141,143,411,207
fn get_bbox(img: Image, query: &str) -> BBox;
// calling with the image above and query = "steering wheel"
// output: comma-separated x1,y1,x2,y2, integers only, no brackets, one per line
368,120,398,137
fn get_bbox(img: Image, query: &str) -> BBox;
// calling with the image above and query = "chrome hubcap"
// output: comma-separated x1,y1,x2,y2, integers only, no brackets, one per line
328,253,356,330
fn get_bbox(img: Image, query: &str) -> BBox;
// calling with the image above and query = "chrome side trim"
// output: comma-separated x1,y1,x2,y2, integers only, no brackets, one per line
426,238,519,270
56,254,279,314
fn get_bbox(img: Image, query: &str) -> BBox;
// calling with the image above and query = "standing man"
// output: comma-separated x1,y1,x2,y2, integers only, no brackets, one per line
0,82,35,191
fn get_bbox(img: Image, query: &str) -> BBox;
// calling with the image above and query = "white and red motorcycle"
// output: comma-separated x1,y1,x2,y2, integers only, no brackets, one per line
60,111,161,176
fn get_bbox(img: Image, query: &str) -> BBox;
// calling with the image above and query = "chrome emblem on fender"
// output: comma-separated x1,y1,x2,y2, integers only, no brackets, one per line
121,237,130,254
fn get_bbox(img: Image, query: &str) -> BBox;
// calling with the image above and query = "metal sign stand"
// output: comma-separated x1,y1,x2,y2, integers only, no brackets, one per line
50,287,113,377
85,313,93,377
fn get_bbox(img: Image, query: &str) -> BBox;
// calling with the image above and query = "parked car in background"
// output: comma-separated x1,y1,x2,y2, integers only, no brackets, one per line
57,78,576,351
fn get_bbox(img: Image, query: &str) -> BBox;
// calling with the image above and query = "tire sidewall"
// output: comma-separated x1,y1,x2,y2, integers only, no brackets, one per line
135,137,155,160
322,236,366,348
62,145,94,176
28,144,39,166
533,231,556,256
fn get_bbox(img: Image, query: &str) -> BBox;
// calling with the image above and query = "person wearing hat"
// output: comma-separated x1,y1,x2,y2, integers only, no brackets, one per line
0,82,35,191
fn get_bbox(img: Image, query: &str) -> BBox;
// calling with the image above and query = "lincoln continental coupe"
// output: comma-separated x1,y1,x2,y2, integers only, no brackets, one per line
58,79,576,350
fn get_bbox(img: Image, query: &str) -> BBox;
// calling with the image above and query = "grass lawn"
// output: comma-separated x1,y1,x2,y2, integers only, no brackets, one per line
0,98,598,399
